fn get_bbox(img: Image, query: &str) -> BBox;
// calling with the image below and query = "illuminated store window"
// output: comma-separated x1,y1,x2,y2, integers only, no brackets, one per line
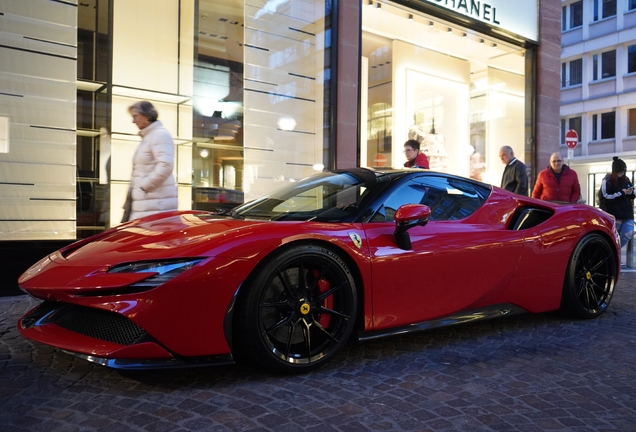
361,2,530,186
192,0,333,208
77,0,334,226
366,102,393,167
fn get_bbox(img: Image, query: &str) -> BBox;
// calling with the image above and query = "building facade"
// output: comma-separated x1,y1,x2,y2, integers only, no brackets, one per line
561,0,636,203
0,0,559,294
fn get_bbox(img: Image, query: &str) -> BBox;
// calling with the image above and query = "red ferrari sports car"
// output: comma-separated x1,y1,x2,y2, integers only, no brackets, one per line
18,168,621,374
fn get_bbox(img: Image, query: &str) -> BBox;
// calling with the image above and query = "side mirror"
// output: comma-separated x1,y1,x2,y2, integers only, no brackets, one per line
394,204,431,250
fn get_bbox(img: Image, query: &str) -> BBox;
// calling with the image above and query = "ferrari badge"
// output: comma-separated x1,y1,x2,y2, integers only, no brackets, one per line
349,232,362,249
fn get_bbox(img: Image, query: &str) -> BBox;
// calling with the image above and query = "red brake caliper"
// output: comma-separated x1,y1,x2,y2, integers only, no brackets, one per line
314,269,332,328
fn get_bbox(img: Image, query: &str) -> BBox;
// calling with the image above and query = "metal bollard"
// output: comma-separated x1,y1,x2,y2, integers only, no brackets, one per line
628,236,634,268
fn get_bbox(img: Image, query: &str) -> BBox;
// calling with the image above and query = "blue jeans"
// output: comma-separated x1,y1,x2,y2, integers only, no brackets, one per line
616,219,635,248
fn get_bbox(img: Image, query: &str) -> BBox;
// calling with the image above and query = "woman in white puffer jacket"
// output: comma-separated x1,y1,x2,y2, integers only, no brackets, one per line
122,101,178,222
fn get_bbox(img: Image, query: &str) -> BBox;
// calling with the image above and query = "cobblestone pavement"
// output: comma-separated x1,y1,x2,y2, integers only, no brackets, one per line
1,272,635,432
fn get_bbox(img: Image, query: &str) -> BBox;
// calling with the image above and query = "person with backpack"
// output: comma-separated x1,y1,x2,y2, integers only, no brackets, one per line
599,156,635,248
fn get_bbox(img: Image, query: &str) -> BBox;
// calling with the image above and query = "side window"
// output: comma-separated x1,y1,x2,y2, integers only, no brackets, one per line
421,177,490,220
373,176,490,222
374,180,429,222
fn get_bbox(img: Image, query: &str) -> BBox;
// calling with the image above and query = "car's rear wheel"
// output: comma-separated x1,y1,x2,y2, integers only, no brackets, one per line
235,244,357,374
560,233,617,318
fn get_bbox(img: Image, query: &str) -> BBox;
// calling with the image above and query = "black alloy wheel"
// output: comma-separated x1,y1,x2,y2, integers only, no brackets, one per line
560,233,617,318
236,244,357,374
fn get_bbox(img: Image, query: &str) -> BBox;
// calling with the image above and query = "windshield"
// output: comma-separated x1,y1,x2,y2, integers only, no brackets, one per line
233,170,387,221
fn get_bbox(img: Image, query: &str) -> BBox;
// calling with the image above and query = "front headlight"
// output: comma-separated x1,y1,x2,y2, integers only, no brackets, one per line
108,258,204,289
19,253,55,284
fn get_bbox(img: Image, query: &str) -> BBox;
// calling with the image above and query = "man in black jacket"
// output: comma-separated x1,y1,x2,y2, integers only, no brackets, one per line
499,146,528,196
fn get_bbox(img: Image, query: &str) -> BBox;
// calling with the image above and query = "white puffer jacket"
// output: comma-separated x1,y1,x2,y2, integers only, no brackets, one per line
128,120,178,220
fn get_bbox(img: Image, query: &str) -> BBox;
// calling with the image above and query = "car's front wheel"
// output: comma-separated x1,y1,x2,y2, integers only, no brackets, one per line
560,233,617,318
235,244,357,374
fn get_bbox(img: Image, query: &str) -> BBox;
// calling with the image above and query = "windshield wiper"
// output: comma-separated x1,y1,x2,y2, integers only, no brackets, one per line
228,209,245,220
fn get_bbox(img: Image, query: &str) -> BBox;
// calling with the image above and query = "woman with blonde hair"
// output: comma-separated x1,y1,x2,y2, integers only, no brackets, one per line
121,101,178,222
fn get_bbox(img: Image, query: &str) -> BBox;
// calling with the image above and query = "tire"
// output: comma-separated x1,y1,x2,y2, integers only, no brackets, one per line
235,244,357,374
560,233,617,318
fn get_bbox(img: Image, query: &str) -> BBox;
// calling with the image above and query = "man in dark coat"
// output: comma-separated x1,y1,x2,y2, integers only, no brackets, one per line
532,152,581,203
499,146,528,196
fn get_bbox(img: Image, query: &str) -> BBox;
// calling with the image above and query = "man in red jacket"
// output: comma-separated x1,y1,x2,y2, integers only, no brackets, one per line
532,152,581,203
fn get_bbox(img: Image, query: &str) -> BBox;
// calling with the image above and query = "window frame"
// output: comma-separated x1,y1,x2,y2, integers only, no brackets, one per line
561,58,583,88
601,50,616,79
628,45,636,74
569,117,582,142
373,175,490,223
570,1,583,28
561,62,567,88
570,58,583,85
562,1,583,31
561,116,582,145
628,108,636,136
592,50,616,81
593,0,616,21
600,111,616,140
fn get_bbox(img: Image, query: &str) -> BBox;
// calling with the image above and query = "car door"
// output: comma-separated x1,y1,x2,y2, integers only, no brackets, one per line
363,175,525,331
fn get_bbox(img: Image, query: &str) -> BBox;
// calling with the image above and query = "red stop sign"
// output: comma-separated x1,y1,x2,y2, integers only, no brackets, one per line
565,129,578,149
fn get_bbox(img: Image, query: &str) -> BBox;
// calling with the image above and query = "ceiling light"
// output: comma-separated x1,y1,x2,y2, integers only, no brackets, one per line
368,0,373,5
429,21,434,26
375,2,381,8
493,43,497,48
277,116,297,131
408,14,413,20
447,27,452,33
463,32,467,38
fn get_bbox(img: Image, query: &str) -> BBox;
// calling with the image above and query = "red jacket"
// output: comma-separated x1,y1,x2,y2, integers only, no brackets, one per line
404,152,429,169
532,165,581,203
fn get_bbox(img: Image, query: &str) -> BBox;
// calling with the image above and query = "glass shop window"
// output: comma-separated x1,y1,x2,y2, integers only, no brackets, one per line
360,3,529,187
